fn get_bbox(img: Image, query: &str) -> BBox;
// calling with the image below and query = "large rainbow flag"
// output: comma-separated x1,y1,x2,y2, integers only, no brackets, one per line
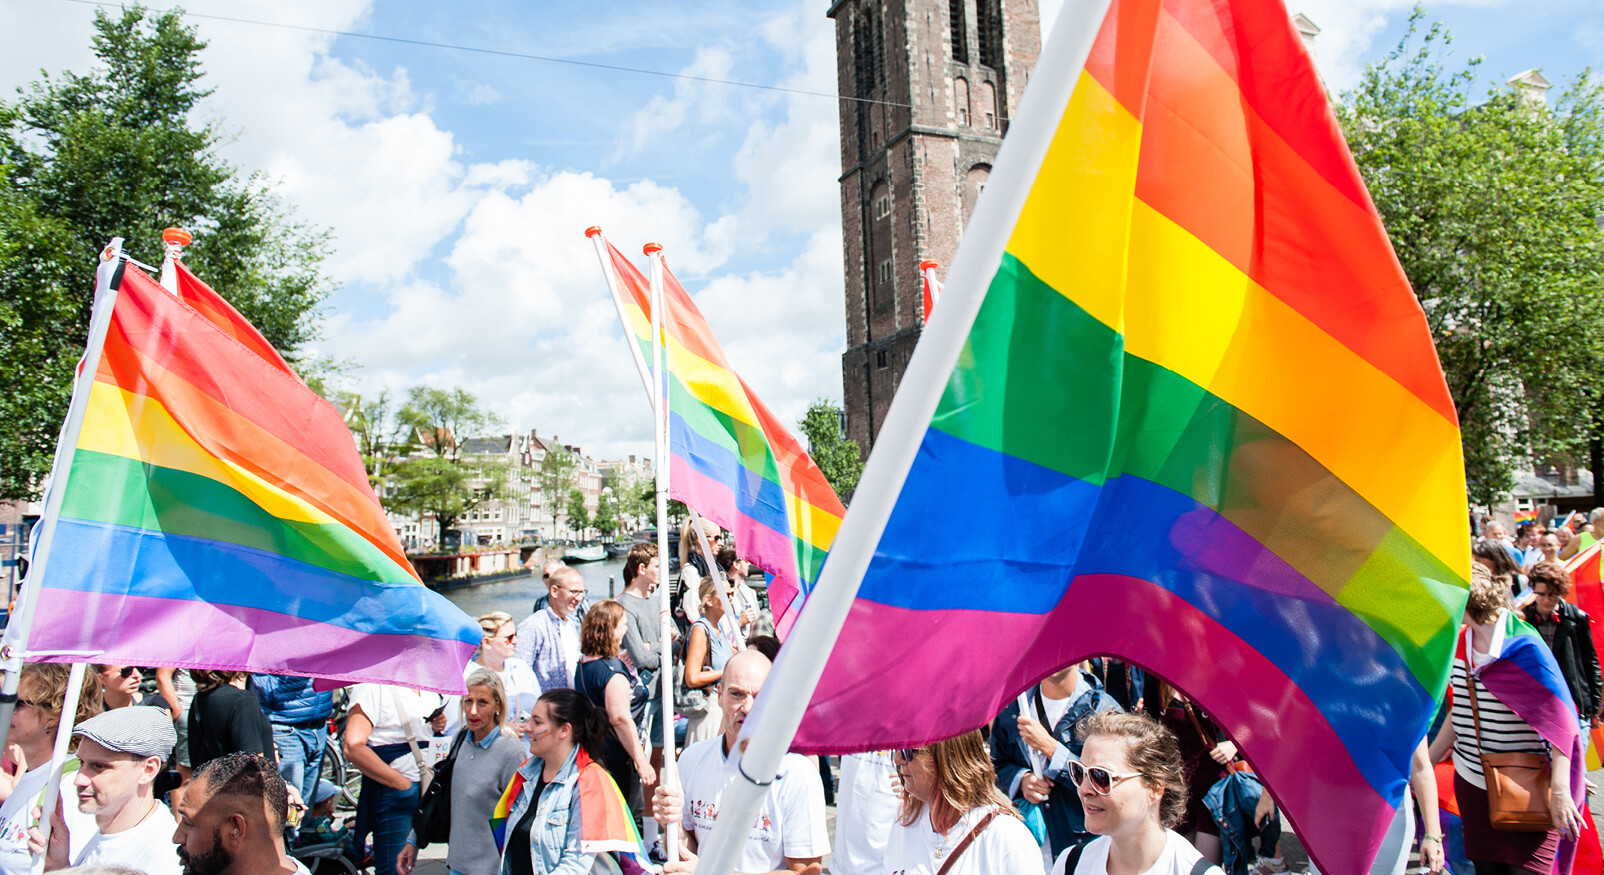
16,250,479,692
778,0,1469,871
597,236,844,635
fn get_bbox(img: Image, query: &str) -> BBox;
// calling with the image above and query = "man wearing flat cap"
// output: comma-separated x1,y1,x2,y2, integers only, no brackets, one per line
29,706,181,874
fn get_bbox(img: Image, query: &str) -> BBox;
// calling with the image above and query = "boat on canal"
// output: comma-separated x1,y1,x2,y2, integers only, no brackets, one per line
563,541,607,563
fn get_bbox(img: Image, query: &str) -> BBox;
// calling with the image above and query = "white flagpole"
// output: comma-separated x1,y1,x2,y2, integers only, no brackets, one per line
685,506,745,653
28,662,86,875
157,227,192,295
586,226,655,407
645,241,679,865
0,241,127,753
690,1,1116,871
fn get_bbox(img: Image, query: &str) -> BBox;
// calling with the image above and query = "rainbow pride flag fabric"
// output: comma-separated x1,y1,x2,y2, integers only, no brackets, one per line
602,238,845,635
784,0,1469,871
21,257,479,692
490,750,650,874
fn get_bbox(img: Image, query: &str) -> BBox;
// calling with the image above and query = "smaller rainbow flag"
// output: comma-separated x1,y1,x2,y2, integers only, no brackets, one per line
18,251,479,691
490,750,650,873
1514,508,1539,524
598,237,845,635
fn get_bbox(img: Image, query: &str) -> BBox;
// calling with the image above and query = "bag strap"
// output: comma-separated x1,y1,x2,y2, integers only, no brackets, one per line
1061,843,1085,875
390,688,431,778
1190,857,1213,875
1466,664,1488,754
935,809,1000,875
1183,701,1217,748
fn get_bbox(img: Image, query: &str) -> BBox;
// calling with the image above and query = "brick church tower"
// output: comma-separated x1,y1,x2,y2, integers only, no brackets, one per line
831,0,1041,452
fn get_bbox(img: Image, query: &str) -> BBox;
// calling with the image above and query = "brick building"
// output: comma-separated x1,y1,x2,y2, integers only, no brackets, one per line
831,0,1041,450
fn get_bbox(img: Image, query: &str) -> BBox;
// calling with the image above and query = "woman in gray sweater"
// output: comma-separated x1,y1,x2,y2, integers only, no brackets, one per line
397,670,526,875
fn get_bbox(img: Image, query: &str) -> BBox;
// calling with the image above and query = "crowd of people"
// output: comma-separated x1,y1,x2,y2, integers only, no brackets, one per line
0,509,1599,875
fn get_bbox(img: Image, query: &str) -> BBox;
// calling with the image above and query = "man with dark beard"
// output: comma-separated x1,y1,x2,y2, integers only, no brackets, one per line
172,754,306,875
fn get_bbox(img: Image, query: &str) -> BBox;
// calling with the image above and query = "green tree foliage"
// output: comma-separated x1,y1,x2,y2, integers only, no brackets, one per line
1338,15,1604,503
0,170,77,500
330,390,397,486
0,6,333,499
384,386,508,543
539,448,578,536
798,398,863,501
594,489,619,537
566,489,591,539
395,386,500,462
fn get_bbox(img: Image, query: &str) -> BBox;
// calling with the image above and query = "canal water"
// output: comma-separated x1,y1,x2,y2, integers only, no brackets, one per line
442,556,630,619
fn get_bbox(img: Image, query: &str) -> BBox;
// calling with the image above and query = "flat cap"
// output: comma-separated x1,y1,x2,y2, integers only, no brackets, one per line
73,706,176,759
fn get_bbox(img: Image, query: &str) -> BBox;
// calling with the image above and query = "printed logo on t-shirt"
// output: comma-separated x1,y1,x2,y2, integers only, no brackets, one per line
687,796,776,842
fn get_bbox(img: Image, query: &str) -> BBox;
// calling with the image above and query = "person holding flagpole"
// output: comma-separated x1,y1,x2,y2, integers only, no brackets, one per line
0,665,103,875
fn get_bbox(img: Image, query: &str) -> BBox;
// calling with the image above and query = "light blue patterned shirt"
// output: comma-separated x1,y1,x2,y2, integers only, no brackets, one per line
515,606,580,692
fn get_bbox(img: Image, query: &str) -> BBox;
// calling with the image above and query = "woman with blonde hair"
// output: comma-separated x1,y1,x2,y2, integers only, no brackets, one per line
1050,711,1222,874
0,664,103,873
460,610,540,736
397,670,524,875
675,518,721,622
885,730,1042,873
682,577,735,746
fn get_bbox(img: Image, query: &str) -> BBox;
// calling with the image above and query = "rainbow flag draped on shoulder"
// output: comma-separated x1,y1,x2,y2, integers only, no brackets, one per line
1454,612,1584,870
777,0,1469,871
597,236,845,635
491,750,651,874
12,243,479,692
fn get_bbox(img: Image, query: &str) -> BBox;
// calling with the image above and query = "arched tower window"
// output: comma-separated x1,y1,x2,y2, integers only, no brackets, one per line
980,80,997,129
954,77,970,127
963,164,991,227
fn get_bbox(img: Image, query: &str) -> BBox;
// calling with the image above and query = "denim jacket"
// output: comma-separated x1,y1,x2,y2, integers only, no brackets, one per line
1202,770,1280,875
497,747,607,875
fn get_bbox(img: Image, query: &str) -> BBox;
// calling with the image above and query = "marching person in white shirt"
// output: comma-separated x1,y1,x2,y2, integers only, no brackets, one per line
655,649,830,874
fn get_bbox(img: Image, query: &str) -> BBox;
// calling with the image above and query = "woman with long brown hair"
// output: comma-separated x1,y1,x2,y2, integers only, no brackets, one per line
186,670,275,771
884,730,1042,873
574,600,654,810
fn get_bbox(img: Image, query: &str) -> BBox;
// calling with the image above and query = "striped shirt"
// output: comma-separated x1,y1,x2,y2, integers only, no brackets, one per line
1450,655,1548,789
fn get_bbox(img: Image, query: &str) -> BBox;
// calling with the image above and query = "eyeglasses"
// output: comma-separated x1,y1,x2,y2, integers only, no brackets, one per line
102,666,136,679
1067,760,1143,795
893,747,925,764
17,698,48,710
499,634,517,643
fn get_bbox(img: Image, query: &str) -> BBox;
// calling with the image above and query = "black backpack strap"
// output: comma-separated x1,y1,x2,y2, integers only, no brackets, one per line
1061,843,1085,874
1189,857,1214,875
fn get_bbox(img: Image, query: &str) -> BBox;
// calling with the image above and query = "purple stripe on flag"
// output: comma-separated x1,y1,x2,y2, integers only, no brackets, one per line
794,573,1394,874
29,590,475,694
674,458,799,586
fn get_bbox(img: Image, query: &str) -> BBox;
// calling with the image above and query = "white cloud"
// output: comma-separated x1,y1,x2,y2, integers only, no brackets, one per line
452,78,502,107
610,46,737,163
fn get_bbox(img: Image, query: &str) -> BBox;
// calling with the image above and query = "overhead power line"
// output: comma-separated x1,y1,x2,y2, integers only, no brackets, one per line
55,0,914,110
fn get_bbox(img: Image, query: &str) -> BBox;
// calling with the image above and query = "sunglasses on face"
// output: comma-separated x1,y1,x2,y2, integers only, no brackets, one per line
893,748,924,764
104,666,136,679
1067,760,1143,795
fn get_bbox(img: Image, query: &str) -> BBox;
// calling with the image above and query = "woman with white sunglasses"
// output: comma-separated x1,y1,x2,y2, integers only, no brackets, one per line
1052,712,1223,875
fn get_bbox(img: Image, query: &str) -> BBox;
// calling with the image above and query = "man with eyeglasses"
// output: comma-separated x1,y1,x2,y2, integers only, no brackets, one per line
654,649,829,874
516,566,589,690
991,663,1121,867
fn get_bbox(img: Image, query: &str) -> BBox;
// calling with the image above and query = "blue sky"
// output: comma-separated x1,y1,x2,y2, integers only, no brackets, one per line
5,0,1601,460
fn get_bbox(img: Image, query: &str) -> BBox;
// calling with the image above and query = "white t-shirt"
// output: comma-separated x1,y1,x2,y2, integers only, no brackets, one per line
677,738,829,871
0,767,52,875
346,685,442,782
70,799,182,875
833,751,900,875
1052,830,1223,875
885,804,1042,875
